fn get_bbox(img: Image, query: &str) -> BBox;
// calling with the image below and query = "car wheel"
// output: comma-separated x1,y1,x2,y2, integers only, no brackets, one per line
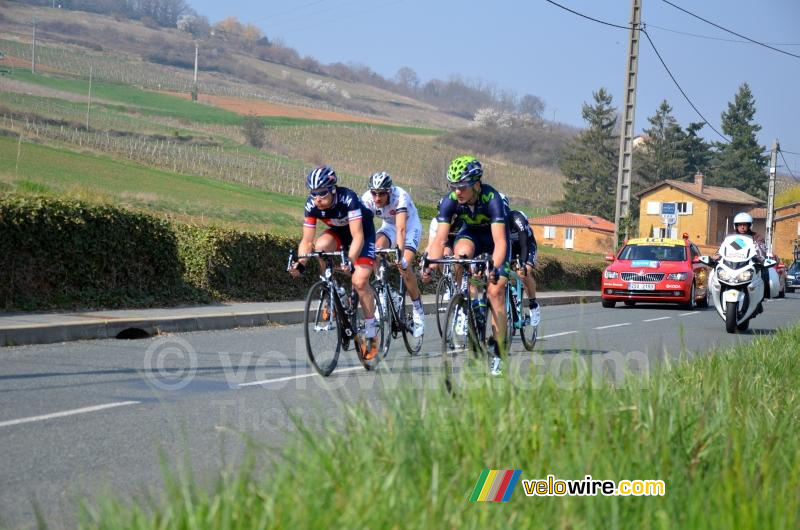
601,300,616,308
697,287,709,308
681,283,697,310
624,301,636,307
788,287,795,294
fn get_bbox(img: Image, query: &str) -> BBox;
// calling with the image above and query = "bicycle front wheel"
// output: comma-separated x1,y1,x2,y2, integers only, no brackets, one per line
372,281,393,358
304,281,341,377
400,287,423,355
353,284,386,370
435,275,454,337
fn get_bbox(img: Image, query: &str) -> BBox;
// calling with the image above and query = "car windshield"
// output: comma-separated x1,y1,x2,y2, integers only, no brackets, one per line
619,244,685,262
788,261,800,274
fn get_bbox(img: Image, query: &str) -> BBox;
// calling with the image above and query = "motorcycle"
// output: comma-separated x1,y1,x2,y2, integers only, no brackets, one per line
699,234,778,333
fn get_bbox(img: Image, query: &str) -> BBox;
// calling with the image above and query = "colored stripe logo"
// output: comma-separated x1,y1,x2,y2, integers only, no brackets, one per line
469,470,521,501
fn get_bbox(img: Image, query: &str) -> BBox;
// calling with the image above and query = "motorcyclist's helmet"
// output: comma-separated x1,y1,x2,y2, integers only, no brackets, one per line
733,212,753,229
368,171,393,191
446,155,482,185
306,165,337,191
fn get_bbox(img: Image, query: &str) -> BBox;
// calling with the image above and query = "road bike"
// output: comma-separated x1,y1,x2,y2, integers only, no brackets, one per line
505,259,538,351
423,253,494,388
372,247,423,356
288,250,385,376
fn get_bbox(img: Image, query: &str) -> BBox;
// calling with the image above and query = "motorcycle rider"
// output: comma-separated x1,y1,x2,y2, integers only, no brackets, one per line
712,212,771,309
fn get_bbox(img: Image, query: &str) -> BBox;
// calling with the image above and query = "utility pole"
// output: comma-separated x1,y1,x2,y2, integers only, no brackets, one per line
86,65,93,131
31,18,36,73
192,42,198,101
613,0,642,247
765,139,779,251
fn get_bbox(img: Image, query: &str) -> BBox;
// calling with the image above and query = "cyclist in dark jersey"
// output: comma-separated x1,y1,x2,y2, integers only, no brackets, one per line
422,155,510,375
507,209,540,326
289,165,379,359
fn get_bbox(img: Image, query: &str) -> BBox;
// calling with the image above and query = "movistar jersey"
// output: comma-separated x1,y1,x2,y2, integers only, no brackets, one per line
436,183,507,228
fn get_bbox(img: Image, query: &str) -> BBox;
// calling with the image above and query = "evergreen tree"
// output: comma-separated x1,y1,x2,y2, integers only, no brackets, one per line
711,83,768,198
634,100,687,187
683,121,714,179
556,88,618,221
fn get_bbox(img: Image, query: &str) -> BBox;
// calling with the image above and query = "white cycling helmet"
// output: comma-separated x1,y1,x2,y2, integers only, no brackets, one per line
733,212,753,226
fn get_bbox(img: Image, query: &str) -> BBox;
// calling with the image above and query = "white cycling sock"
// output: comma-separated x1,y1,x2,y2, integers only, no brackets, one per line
365,317,376,338
412,297,423,313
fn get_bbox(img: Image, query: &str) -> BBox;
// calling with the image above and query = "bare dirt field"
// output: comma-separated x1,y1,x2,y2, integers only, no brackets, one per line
166,91,393,125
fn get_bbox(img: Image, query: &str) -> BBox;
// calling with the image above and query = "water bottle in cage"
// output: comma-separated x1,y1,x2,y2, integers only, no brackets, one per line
392,289,403,313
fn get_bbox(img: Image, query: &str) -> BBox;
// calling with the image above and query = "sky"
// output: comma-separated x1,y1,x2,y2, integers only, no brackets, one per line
187,0,800,177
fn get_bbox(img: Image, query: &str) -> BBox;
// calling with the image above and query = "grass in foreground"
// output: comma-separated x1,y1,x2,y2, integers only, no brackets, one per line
81,325,800,528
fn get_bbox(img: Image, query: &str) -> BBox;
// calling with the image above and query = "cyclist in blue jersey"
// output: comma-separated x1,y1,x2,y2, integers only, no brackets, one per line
421,155,510,375
289,165,379,360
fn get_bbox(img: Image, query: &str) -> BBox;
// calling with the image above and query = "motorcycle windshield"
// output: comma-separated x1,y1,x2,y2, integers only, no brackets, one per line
719,235,756,262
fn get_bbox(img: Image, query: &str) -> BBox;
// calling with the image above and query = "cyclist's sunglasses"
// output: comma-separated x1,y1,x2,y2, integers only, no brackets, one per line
310,188,332,198
370,189,389,196
448,182,475,191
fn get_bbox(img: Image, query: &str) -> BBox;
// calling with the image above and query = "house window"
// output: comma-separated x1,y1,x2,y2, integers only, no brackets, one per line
544,226,555,239
646,201,660,215
677,202,693,214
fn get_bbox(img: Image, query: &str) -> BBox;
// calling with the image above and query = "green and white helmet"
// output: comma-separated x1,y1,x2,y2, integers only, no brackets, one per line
446,155,483,185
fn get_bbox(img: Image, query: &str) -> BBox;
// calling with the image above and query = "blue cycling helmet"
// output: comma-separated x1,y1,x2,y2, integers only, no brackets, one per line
306,165,338,190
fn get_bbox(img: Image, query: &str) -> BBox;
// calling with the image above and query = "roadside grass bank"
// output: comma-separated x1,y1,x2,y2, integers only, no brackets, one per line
82,325,800,529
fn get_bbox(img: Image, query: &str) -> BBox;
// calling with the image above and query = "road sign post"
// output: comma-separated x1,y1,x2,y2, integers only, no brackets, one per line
661,202,677,230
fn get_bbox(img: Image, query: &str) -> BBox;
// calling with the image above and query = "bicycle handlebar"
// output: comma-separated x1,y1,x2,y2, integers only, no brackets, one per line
287,250,351,272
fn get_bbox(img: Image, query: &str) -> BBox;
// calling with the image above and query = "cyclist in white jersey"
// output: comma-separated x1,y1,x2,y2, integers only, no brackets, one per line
361,171,425,337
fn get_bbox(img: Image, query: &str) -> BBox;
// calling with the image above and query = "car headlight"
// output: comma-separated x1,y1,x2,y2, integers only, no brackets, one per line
788,275,795,280
667,272,688,280
604,270,618,279
736,269,753,282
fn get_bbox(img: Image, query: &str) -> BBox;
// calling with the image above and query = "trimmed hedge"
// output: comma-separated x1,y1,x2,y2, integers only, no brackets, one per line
0,194,604,311
0,195,196,310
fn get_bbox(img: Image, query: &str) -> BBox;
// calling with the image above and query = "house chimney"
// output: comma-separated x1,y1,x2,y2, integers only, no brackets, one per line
694,171,704,192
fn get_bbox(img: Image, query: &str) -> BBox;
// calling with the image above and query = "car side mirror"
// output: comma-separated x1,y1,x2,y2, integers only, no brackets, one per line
697,256,712,266
692,256,701,263
604,254,615,262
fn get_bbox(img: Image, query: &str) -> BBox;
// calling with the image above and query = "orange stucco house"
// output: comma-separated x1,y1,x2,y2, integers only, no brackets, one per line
528,212,615,254
635,172,764,253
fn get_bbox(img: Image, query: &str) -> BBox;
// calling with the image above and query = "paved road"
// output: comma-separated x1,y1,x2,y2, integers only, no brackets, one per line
2,296,799,528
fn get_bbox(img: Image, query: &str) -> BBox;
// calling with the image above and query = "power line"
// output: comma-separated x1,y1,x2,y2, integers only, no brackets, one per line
781,149,800,156
647,23,800,46
543,0,729,142
543,0,629,30
641,29,729,143
660,0,800,60
779,150,798,180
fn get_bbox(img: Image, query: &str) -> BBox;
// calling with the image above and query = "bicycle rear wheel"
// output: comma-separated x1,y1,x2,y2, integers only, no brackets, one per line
520,292,538,351
400,287,423,355
304,281,341,377
353,284,386,370
435,275,454,337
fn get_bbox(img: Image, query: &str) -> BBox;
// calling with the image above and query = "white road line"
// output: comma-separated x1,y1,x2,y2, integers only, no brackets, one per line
594,323,632,330
643,317,671,322
540,330,579,339
0,401,141,428
679,312,700,317
238,366,364,387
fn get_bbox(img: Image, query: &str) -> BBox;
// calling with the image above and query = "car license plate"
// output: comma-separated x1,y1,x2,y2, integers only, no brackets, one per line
629,282,655,291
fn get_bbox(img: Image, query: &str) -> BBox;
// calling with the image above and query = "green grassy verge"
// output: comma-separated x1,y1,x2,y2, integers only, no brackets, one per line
81,325,800,529
0,136,305,233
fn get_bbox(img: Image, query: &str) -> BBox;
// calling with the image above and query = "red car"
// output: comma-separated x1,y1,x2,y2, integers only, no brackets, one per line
601,237,709,309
